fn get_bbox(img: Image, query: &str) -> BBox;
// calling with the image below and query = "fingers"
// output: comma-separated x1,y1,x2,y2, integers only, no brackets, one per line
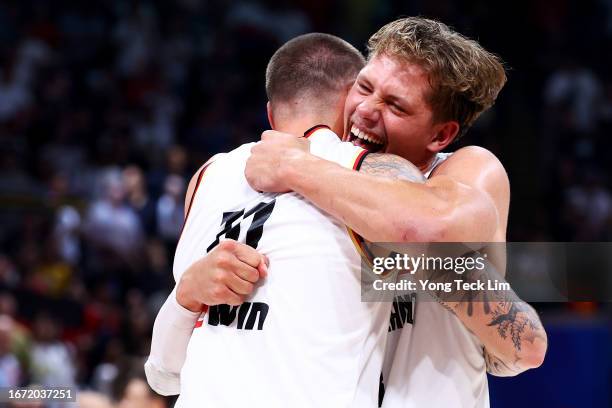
257,255,269,279
226,240,268,280
261,130,294,141
261,130,279,141
225,270,255,296
231,241,264,269
229,259,260,286
204,240,270,305
211,286,244,306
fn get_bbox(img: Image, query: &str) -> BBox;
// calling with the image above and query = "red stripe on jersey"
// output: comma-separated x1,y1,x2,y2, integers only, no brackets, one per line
353,149,369,170
177,163,211,241
194,305,208,329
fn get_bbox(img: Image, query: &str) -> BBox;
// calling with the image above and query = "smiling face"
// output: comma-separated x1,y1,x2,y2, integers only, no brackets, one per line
343,54,450,168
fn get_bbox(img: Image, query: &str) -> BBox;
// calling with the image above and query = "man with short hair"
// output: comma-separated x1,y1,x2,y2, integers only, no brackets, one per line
245,17,547,407
145,33,424,407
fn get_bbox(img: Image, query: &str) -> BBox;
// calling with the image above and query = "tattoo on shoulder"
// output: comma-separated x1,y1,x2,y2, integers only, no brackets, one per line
360,153,425,183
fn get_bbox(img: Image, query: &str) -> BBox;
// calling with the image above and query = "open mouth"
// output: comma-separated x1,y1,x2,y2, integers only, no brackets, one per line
347,124,385,153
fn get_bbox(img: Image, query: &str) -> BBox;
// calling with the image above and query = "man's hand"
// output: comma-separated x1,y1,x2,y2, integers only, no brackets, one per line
245,130,309,192
176,240,268,311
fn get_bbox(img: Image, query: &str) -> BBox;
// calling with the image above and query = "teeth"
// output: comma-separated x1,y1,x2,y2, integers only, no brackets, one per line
351,125,383,145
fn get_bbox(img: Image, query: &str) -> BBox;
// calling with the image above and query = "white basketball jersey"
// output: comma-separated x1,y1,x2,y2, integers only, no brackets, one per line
380,152,490,408
174,127,390,408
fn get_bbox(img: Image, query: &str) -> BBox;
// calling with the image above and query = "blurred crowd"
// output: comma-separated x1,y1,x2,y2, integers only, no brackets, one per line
0,0,611,406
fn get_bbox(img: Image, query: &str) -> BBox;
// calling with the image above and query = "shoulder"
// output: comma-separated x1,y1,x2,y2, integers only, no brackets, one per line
360,152,424,183
184,153,226,214
440,146,505,170
433,146,509,192
433,146,510,229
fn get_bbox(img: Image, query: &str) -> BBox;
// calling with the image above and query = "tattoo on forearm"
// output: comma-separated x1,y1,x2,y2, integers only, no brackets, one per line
487,301,542,351
411,248,546,373
360,153,425,183
484,348,522,376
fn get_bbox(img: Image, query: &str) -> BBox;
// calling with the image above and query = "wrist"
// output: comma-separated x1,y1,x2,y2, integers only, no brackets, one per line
281,151,318,194
176,279,201,313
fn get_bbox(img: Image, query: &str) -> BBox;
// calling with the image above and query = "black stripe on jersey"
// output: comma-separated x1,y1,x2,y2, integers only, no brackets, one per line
353,150,369,171
303,124,331,138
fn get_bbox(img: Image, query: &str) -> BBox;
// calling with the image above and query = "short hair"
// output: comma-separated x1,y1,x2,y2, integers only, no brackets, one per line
368,17,507,139
266,33,365,105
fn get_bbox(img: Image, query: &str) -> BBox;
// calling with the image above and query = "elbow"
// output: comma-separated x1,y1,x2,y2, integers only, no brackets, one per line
392,211,448,243
144,358,181,396
521,337,548,370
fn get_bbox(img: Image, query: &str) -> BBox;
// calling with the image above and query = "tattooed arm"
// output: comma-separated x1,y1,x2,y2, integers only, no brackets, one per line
357,153,425,182
356,152,547,375
420,251,547,376
299,151,547,375
246,132,546,373
449,294,547,376
482,301,547,376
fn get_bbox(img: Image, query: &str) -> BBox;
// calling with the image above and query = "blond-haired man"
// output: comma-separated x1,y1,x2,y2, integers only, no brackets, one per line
246,17,547,407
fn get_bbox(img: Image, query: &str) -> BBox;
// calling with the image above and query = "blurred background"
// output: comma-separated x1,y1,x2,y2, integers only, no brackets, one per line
0,0,610,407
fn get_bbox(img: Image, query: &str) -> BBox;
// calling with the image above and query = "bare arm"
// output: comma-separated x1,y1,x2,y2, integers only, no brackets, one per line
362,152,546,375
245,132,546,374
421,257,547,376
283,148,546,375
281,149,498,243
482,300,547,376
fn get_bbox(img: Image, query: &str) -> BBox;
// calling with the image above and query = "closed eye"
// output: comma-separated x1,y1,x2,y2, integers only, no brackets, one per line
357,81,372,94
389,102,406,115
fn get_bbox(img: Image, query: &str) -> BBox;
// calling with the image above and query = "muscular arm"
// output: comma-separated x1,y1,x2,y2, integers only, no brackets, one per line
281,147,546,374
482,301,547,376
425,260,548,377
281,148,498,243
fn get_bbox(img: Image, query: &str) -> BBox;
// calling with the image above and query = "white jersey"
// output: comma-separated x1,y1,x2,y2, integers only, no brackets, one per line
380,152,490,408
174,127,391,408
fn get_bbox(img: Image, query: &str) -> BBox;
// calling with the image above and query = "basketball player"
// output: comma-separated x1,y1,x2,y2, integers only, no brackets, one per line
145,33,425,407
245,18,547,407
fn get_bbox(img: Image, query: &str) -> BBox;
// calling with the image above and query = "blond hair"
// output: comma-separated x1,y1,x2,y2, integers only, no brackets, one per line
368,17,507,139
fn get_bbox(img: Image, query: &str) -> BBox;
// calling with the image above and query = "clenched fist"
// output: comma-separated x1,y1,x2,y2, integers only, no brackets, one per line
176,240,268,311
245,130,310,192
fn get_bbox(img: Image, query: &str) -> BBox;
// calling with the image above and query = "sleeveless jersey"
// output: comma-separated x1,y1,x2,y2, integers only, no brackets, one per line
174,127,391,408
380,152,490,408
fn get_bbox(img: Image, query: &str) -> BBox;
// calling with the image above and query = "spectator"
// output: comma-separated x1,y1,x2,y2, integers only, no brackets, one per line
0,315,21,387
156,175,185,244
29,313,76,388
84,168,144,261
123,166,156,236
117,377,166,408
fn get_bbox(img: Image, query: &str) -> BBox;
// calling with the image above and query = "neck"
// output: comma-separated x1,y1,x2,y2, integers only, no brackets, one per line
416,153,439,174
275,115,339,137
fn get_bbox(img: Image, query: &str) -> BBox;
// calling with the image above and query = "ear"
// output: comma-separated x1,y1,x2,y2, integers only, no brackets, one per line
427,121,459,153
266,102,275,130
